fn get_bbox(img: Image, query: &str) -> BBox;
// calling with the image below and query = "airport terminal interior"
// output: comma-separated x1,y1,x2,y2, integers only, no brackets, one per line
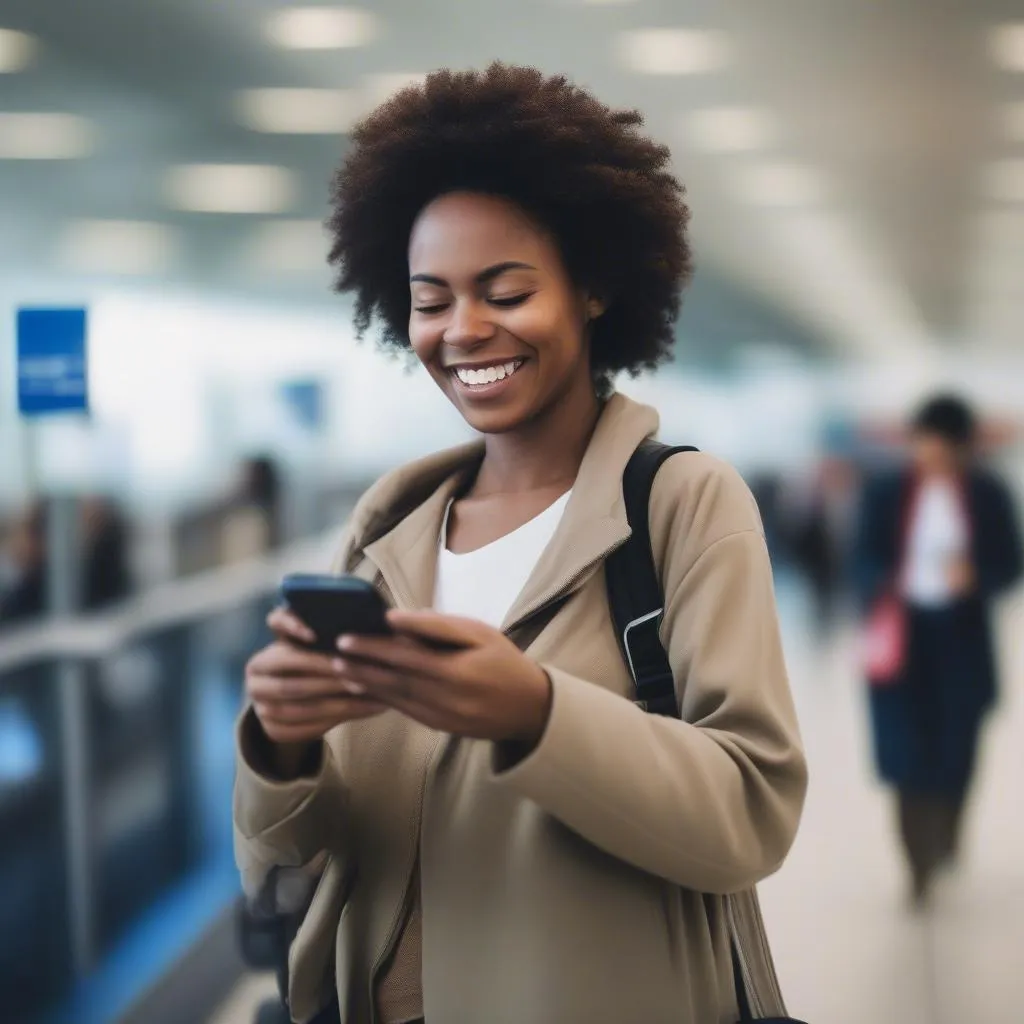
2,3,1023,1024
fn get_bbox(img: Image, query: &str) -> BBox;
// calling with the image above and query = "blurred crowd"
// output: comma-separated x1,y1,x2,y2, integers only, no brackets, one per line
0,497,133,626
0,454,285,631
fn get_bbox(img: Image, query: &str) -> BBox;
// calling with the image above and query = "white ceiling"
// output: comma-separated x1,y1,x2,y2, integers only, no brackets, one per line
1,0,1022,359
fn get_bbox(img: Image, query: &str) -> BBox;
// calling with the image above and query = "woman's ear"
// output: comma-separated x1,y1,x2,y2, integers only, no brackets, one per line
584,295,607,322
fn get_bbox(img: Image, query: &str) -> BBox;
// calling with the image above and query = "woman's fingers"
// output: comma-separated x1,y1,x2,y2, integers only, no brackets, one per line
256,700,386,745
267,605,316,645
247,670,350,704
335,633,448,680
386,609,486,648
332,655,418,702
248,641,336,681
254,695,388,727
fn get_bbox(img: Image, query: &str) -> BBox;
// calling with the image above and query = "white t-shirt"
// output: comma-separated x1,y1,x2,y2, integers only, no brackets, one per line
433,491,572,628
901,479,969,608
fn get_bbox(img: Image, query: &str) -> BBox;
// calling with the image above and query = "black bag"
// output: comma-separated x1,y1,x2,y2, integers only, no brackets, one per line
605,438,806,1024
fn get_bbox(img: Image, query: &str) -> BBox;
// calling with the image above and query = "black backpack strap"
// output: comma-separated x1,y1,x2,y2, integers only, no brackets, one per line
607,439,780,1024
604,439,698,717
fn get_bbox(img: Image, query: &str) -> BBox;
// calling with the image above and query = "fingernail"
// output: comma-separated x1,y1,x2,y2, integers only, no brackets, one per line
344,680,367,696
337,635,354,651
332,658,346,674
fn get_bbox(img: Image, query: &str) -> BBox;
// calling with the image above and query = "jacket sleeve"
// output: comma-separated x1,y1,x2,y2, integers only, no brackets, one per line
232,530,356,900
975,475,1024,599
492,457,808,894
233,710,351,900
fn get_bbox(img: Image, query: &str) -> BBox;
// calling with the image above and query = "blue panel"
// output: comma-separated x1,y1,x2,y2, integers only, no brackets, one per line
280,379,325,432
16,307,89,418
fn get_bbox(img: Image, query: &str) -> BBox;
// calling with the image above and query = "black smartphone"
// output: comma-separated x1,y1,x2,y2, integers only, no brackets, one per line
280,573,391,654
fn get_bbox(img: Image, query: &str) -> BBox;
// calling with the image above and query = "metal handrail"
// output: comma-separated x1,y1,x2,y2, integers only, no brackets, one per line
0,525,346,674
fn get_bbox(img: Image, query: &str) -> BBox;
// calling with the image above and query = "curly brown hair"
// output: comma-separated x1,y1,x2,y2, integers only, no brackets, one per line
327,62,692,383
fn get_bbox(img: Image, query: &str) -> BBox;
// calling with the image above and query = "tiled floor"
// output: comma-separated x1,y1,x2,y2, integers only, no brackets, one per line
209,587,1024,1024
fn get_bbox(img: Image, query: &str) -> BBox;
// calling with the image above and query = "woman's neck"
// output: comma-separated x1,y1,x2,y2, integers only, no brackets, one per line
471,383,603,498
917,463,966,483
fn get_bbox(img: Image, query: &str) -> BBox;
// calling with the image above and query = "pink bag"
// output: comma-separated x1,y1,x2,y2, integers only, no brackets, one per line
861,592,906,686
860,477,920,687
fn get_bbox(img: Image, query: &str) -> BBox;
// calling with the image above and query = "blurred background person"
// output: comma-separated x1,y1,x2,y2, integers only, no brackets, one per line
80,496,134,611
220,455,283,566
774,456,856,643
0,496,134,630
854,394,1023,907
0,501,48,628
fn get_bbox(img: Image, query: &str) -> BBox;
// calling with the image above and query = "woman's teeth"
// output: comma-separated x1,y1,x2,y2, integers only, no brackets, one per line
454,360,523,386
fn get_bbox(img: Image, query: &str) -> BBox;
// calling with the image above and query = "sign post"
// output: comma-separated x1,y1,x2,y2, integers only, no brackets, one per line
15,306,95,975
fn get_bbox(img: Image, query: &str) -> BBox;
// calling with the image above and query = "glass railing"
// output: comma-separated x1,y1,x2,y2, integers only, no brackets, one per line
0,528,344,1024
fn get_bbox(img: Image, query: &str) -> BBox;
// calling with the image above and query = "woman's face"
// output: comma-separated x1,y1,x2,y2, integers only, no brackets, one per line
912,431,965,476
408,191,598,435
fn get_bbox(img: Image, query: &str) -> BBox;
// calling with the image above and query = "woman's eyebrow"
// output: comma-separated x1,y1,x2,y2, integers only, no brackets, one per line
409,261,537,286
476,261,537,284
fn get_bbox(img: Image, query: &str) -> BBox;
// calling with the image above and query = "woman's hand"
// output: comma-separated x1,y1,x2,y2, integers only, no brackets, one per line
333,610,553,746
246,607,389,749
946,557,977,597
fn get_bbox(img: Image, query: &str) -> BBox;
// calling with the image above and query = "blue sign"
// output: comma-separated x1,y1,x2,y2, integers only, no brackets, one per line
280,380,325,433
16,307,89,417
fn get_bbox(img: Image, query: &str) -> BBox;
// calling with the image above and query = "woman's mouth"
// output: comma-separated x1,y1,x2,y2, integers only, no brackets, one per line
450,359,525,388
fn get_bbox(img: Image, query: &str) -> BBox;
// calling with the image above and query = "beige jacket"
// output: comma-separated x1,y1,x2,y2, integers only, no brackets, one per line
234,394,807,1024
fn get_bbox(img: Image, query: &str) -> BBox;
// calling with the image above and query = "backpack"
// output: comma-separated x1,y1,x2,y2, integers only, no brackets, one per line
608,439,805,1024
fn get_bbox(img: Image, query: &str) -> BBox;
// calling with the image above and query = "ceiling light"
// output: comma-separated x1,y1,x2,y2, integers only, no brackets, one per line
0,27,36,72
998,101,1024,140
734,162,825,206
164,164,297,214
990,22,1024,71
263,7,378,50
235,88,359,134
617,28,730,75
983,159,1024,202
0,113,95,158
686,107,774,153
245,220,329,274
58,220,178,276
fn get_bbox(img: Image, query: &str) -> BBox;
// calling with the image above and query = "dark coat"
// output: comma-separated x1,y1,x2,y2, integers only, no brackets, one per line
853,466,1023,791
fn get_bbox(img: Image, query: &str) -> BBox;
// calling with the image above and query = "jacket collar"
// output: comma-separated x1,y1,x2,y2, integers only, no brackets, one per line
359,393,660,629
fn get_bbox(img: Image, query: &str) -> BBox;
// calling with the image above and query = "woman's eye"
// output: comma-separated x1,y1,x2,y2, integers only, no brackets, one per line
414,303,449,315
489,292,533,308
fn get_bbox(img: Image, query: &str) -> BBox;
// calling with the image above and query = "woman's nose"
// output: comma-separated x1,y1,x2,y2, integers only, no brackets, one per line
443,300,496,348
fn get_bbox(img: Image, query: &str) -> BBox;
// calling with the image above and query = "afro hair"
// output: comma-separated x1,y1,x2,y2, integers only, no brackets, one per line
327,63,692,384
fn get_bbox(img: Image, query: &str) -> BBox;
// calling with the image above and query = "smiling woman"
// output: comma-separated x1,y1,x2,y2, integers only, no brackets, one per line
234,62,807,1024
